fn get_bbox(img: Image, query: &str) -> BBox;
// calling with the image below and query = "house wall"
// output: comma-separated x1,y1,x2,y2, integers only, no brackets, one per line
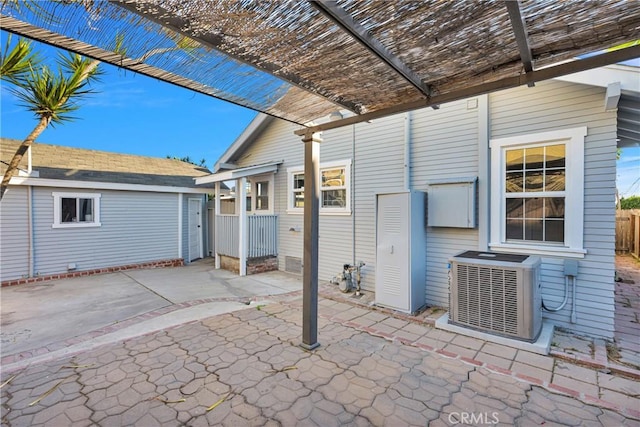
490,80,617,338
409,100,482,306
28,187,180,276
0,186,30,281
233,79,617,338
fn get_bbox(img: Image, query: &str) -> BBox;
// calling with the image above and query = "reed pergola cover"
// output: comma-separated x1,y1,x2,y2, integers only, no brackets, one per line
1,0,639,132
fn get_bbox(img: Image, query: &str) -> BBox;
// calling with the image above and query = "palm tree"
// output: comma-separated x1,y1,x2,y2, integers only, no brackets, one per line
0,35,39,82
0,40,101,200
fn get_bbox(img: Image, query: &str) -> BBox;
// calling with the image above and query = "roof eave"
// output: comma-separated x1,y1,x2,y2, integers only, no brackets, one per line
213,113,275,173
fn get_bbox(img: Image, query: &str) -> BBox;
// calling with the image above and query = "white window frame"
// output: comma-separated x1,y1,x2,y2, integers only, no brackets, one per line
249,174,275,214
489,127,587,258
287,159,352,215
52,192,102,228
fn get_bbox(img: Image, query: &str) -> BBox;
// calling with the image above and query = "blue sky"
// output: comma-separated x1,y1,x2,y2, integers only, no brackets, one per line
0,34,258,169
1,33,638,196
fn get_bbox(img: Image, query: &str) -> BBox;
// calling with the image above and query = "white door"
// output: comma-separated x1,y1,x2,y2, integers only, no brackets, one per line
375,193,409,311
188,199,203,261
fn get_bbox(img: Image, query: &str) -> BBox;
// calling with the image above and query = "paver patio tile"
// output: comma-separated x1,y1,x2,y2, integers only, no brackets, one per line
451,334,486,350
3,296,640,426
443,343,478,359
510,361,552,383
551,374,599,397
380,317,409,329
480,341,518,359
424,327,457,343
597,371,640,395
554,361,598,384
475,351,513,370
515,350,555,371
394,329,420,342
360,311,389,322
599,388,640,410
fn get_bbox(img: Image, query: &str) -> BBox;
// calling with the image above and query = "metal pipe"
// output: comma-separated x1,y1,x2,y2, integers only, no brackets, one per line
542,276,569,312
352,124,356,265
404,112,411,190
571,276,577,323
178,193,183,260
27,185,34,277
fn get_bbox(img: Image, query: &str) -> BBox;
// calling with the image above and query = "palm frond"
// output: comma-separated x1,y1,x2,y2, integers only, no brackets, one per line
9,61,96,126
0,35,39,83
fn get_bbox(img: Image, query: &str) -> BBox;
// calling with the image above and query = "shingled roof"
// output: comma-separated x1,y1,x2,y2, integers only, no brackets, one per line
1,139,213,189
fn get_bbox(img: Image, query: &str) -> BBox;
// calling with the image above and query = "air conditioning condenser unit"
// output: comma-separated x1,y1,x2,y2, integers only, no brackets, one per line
449,251,542,342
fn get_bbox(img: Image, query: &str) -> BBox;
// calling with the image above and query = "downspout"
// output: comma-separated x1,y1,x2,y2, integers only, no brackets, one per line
352,124,356,265
214,181,221,269
28,185,34,277
477,95,490,250
178,193,183,260
404,112,412,190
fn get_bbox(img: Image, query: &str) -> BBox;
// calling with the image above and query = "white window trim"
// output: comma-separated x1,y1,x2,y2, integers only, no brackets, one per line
489,127,587,258
249,173,275,214
52,192,102,228
287,159,352,216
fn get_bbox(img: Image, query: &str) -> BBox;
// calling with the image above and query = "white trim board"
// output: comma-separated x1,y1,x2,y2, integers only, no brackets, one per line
9,177,213,194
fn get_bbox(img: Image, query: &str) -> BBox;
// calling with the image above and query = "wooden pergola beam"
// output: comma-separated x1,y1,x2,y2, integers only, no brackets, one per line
296,44,640,136
309,0,431,97
505,0,535,87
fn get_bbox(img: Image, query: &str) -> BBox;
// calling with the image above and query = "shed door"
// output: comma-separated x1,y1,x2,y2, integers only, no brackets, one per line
376,193,409,311
188,199,202,261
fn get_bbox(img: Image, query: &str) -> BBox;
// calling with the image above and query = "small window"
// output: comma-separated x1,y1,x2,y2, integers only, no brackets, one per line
256,181,269,210
53,192,101,228
321,168,347,208
288,159,351,215
293,173,305,208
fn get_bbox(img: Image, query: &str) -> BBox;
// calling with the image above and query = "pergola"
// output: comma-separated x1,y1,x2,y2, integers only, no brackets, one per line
2,0,639,349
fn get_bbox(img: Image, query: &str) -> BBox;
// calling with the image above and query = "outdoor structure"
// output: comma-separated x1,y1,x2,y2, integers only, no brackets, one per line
197,64,639,340
2,0,638,348
0,139,213,285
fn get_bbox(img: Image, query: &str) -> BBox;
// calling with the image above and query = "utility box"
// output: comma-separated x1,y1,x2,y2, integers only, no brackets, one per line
375,191,426,314
427,177,477,228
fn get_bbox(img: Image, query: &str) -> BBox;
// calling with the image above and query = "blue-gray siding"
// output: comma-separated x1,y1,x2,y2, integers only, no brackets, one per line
232,79,618,338
8,187,182,278
0,187,30,281
490,80,617,338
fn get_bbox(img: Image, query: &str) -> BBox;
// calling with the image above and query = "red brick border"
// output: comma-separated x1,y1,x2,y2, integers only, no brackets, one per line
1,258,184,287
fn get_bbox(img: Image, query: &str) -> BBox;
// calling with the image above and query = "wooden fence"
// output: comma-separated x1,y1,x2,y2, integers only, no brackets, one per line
616,209,640,258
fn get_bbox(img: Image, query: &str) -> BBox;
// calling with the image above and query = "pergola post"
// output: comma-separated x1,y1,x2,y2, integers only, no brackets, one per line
238,177,248,276
301,131,322,350
214,181,221,269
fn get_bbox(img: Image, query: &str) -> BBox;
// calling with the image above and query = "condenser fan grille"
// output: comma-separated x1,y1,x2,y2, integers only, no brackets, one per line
456,265,519,336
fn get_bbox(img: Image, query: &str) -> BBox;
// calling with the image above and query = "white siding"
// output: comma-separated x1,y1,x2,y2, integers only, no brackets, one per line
0,187,30,281
490,80,617,338
31,187,179,276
